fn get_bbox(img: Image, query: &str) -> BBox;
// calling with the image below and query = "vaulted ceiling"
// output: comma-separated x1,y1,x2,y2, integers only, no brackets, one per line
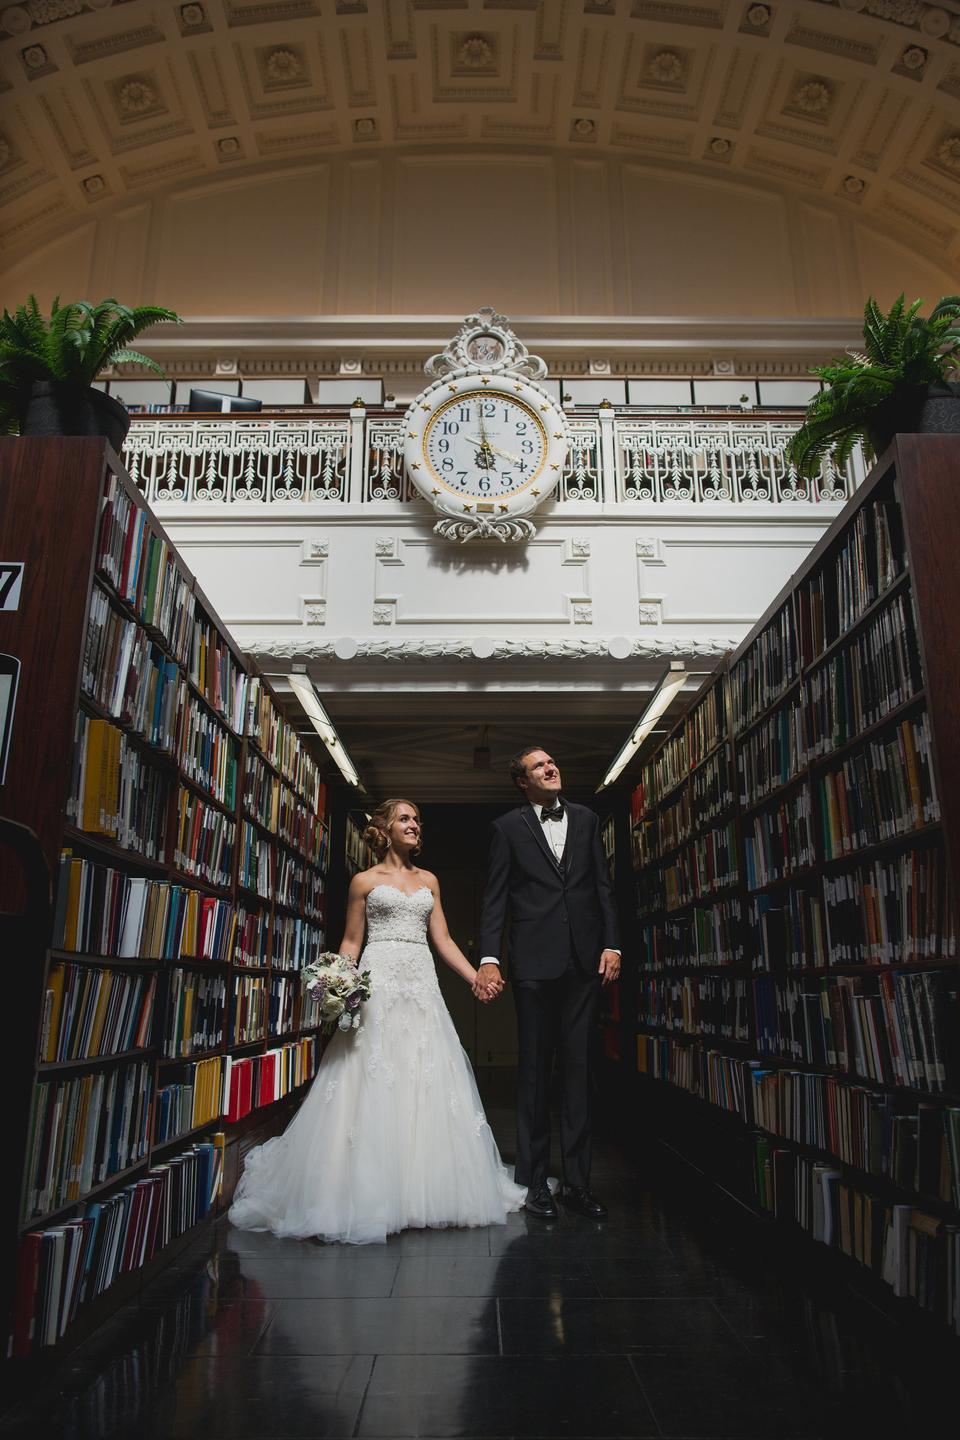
3,0,960,267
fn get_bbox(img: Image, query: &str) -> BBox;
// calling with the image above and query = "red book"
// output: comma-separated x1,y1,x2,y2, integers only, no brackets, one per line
11,1233,42,1357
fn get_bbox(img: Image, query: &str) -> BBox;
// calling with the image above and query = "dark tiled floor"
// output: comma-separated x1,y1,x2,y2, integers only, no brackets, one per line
2,1097,957,1438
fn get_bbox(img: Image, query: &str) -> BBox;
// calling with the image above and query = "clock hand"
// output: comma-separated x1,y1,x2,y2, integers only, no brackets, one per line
465,434,521,464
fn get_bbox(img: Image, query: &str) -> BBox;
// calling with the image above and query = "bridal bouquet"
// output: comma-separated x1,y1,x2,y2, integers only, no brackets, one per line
301,952,372,1034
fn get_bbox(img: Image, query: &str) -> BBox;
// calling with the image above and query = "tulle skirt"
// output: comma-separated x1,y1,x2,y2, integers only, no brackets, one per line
228,939,526,1244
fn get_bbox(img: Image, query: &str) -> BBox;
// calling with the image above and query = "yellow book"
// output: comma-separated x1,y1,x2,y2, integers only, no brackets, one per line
65,859,83,952
43,965,66,1064
80,721,101,832
88,970,113,1057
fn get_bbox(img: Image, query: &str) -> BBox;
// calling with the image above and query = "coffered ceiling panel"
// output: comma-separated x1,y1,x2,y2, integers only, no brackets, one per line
2,0,960,270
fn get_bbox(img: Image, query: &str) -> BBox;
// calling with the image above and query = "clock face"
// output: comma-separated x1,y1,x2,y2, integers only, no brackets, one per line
423,392,547,499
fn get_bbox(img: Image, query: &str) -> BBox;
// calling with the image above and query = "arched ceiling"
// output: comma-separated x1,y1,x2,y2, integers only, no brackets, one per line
3,0,960,267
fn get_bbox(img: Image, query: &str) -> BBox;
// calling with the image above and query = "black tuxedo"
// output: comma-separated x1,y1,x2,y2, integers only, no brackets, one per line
479,801,621,1189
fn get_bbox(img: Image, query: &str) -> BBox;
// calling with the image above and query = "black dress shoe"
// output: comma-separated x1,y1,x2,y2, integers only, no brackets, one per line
560,1185,607,1219
524,1184,558,1220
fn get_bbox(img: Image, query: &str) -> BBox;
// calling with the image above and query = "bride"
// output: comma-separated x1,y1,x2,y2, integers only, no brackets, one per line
228,798,527,1243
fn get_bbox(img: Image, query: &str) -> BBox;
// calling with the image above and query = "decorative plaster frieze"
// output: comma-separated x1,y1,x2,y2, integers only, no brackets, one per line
247,636,742,661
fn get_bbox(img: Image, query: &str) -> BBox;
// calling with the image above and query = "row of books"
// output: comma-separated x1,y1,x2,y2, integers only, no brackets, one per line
174,788,236,889
238,820,272,898
268,974,297,1036
654,729,688,806
731,602,799,734
162,971,226,1059
806,590,922,753
189,614,248,734
687,679,726,768
41,963,155,1065
13,1136,224,1354
242,754,329,861
636,1030,959,1332
174,688,238,809
638,899,745,971
68,716,168,861
692,745,734,827
282,853,329,922
236,906,270,968
232,974,268,1045
345,814,369,874
761,1146,956,1332
154,1055,225,1144
638,974,750,1042
752,968,956,1092
743,784,814,890
658,791,692,857
817,714,939,858
222,1037,320,1122
54,856,238,962
657,822,739,912
95,476,195,665
245,678,323,810
748,846,955,971
83,592,180,748
737,695,807,808
272,914,327,971
799,493,904,661
21,1059,153,1222
749,1066,960,1207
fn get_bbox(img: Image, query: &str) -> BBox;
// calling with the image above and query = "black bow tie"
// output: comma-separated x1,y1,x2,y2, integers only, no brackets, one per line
540,803,564,823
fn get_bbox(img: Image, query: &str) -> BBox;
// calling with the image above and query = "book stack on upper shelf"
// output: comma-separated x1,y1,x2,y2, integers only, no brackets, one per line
0,438,332,1359
629,435,960,1337
344,812,370,878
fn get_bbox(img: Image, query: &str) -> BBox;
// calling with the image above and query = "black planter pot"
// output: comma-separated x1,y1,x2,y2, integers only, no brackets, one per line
18,380,130,453
865,381,960,455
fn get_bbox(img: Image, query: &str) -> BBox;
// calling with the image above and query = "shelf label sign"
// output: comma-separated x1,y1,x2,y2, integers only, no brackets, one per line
0,563,24,612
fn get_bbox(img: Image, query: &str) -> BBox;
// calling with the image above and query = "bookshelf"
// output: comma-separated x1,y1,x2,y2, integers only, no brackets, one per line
0,438,332,1357
629,435,960,1337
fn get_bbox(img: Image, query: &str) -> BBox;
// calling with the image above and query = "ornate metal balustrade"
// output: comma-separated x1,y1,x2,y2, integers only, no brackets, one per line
124,417,349,503
126,410,857,507
613,418,851,504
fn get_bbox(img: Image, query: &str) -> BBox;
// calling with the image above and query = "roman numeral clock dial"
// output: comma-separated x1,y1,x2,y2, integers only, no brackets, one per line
403,313,569,543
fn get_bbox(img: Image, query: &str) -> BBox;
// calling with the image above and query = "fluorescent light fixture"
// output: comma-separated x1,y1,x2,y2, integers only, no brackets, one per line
286,673,363,789
597,663,708,792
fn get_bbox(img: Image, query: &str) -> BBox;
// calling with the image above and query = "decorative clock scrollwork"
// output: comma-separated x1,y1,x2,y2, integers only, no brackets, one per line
405,309,568,544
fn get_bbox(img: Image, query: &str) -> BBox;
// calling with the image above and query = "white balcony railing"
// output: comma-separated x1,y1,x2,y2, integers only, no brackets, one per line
124,410,857,508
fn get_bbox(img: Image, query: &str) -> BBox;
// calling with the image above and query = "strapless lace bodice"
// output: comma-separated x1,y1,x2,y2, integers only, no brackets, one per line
364,884,433,945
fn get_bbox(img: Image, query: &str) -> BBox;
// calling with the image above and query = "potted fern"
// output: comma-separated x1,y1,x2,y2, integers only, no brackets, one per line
0,295,181,449
786,293,960,479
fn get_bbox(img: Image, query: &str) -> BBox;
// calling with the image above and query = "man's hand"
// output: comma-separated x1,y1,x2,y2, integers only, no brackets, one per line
473,962,504,1002
598,949,621,985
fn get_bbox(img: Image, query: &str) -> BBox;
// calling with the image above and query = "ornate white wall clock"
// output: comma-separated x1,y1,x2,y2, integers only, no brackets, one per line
403,308,569,543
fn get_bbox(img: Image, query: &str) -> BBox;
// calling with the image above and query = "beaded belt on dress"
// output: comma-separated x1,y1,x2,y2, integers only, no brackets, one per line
369,935,428,945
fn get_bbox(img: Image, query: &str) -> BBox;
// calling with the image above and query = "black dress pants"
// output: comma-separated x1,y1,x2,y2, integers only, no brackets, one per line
512,955,601,1190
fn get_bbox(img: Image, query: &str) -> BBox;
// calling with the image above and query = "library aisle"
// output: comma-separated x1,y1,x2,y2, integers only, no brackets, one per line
0,1089,955,1440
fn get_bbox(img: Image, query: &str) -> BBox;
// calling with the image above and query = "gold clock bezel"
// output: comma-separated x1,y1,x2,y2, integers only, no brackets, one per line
421,390,548,500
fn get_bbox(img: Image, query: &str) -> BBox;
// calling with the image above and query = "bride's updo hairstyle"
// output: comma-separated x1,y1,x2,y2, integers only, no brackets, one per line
363,799,422,860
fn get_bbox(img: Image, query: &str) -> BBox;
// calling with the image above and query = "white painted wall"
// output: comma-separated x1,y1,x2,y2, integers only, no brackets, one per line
156,502,832,661
3,154,955,319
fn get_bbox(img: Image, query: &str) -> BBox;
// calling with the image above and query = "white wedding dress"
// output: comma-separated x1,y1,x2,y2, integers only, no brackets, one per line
228,884,526,1243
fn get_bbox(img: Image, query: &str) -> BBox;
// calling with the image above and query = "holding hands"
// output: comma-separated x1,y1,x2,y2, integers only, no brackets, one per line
472,962,503,1003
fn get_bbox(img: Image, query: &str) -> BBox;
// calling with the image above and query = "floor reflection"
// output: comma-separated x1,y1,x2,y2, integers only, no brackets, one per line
1,1104,957,1438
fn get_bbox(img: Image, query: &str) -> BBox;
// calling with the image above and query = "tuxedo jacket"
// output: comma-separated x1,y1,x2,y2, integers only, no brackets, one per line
478,802,620,981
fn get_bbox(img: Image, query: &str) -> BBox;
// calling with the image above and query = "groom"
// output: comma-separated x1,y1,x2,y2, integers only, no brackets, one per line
477,747,621,1219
